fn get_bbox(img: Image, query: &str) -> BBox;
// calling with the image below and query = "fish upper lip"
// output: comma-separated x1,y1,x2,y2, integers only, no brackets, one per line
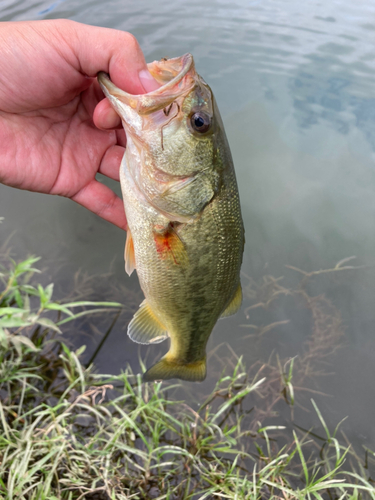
97,54,194,96
144,53,194,96
97,54,196,113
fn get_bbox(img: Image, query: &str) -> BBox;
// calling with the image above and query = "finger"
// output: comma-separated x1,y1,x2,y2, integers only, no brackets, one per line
72,179,127,230
116,129,126,148
93,98,122,130
70,22,159,94
99,145,124,181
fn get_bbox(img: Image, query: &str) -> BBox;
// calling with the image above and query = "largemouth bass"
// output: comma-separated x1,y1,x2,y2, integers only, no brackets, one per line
98,54,244,382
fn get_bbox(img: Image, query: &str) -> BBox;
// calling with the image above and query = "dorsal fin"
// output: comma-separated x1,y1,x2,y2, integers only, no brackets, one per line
128,300,168,345
220,284,242,318
124,229,136,276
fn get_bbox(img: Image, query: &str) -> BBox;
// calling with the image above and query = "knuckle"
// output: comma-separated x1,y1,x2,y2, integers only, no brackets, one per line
120,32,140,52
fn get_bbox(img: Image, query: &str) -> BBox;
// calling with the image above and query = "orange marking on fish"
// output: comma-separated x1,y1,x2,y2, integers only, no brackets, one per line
154,230,178,264
153,223,188,266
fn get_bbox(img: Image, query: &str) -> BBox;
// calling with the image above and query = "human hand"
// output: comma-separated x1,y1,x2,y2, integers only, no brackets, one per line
0,20,159,230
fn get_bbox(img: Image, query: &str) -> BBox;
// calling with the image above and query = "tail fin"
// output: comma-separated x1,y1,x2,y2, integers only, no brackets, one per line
143,356,206,382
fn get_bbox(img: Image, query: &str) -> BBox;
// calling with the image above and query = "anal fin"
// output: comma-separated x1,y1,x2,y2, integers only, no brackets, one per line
128,300,168,345
125,229,136,276
220,283,242,318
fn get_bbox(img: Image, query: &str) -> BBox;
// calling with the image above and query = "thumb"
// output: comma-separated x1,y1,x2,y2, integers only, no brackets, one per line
70,21,159,94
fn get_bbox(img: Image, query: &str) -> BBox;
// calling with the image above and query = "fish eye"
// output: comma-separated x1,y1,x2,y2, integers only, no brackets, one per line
190,111,211,133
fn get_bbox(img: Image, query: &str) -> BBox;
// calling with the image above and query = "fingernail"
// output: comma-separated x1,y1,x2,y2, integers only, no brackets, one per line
139,69,160,93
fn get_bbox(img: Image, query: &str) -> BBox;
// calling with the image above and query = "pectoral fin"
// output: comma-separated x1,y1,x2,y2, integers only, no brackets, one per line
128,300,168,344
153,223,188,266
220,284,242,318
124,229,136,276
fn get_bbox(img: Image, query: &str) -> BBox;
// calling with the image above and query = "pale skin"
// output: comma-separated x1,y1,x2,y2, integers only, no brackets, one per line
0,19,159,230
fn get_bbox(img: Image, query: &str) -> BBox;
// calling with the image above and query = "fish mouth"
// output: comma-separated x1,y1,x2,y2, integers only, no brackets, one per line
97,54,196,116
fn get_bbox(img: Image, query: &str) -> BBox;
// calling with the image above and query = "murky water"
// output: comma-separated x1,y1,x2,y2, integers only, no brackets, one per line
2,0,375,450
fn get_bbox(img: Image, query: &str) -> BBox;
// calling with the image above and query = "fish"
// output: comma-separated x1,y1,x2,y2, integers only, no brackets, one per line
98,54,244,382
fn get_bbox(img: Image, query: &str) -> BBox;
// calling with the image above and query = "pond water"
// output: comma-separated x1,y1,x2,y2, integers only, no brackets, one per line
2,0,375,452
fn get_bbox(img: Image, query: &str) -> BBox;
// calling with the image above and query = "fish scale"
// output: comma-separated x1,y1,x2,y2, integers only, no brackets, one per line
98,53,244,382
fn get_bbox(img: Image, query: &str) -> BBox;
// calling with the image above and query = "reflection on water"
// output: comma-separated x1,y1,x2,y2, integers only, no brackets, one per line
1,0,375,451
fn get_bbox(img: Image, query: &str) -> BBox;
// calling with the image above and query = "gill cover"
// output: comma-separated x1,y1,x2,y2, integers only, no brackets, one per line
98,54,219,222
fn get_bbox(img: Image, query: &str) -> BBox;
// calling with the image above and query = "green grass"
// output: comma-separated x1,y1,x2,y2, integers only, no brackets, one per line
1,254,375,499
